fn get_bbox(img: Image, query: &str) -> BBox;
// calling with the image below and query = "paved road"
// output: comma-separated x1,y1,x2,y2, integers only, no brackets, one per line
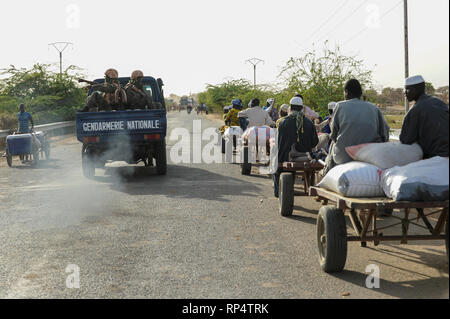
0,112,448,298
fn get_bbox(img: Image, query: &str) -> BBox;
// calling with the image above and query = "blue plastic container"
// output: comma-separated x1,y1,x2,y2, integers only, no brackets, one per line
6,134,32,155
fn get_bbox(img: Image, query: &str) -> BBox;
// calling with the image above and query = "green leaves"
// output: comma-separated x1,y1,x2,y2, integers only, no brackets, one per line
0,63,86,129
279,43,373,117
198,43,375,118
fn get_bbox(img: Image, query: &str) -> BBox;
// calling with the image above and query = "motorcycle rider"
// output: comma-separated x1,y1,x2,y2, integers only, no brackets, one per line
224,99,242,127
238,98,276,131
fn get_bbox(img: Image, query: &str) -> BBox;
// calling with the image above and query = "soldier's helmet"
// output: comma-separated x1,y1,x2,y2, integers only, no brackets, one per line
131,70,144,80
104,68,119,79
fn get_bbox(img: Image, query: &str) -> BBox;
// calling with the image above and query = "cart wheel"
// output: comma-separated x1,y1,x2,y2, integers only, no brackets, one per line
82,146,95,178
155,140,167,175
221,136,226,154
445,215,449,261
44,144,50,160
317,206,347,273
279,172,294,216
6,155,12,167
241,147,251,175
5,147,12,167
32,151,39,166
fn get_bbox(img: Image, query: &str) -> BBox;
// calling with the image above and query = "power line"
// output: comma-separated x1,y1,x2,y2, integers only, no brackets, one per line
342,1,403,46
316,0,370,44
301,0,351,45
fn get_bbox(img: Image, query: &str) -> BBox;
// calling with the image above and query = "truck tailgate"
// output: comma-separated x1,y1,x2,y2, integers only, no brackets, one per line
76,110,167,143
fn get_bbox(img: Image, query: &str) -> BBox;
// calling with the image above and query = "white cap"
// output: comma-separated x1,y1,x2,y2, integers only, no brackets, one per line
290,96,303,106
405,75,425,86
280,104,289,112
267,98,275,103
328,102,336,110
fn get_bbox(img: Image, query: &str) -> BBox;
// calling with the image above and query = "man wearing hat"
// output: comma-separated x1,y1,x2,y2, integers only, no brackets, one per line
273,96,319,197
81,68,127,112
400,75,449,158
224,99,243,127
263,98,275,111
125,70,154,110
276,104,289,128
323,79,390,175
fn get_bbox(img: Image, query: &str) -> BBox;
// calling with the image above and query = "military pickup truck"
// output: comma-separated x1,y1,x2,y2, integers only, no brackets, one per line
76,76,167,178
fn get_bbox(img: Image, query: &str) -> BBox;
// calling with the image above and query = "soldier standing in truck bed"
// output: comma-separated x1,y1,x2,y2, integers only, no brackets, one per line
81,68,127,112
125,70,154,110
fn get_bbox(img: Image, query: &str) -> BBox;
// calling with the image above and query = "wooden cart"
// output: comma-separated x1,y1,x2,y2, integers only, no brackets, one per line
308,186,449,273
278,161,324,216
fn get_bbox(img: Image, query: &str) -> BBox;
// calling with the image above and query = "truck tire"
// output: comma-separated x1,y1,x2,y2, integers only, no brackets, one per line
82,145,95,178
317,206,347,273
241,146,251,175
279,173,294,216
156,140,167,175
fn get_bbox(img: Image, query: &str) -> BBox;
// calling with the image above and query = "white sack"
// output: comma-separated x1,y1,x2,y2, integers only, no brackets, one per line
345,142,423,170
242,126,275,145
382,156,449,201
317,161,384,197
223,126,243,140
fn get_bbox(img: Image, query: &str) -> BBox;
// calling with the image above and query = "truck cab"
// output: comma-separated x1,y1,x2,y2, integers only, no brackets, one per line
76,76,167,178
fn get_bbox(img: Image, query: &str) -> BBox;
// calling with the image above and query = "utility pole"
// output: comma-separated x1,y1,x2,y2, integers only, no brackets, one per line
404,0,409,113
48,42,73,75
246,58,264,90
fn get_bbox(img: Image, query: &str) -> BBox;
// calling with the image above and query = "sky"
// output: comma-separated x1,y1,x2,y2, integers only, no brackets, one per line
0,0,448,96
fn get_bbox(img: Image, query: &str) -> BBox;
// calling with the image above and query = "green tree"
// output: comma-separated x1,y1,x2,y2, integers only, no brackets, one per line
380,87,403,106
0,63,86,129
425,82,436,95
278,43,373,117
364,88,380,104
436,86,449,104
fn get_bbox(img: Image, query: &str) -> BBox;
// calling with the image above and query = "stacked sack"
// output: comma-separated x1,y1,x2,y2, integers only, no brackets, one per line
223,126,243,141
242,126,275,146
318,142,448,201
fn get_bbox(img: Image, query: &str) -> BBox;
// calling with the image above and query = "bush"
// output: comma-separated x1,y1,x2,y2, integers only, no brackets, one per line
0,113,17,130
0,63,86,126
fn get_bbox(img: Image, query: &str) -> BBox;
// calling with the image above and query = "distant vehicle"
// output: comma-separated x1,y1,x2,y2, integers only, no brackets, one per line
76,76,167,178
180,96,189,111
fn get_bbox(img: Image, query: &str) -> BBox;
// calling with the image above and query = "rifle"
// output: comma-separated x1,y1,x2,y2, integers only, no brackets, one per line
78,78,99,86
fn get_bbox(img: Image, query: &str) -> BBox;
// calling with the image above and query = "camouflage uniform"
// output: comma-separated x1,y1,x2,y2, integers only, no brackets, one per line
82,68,127,112
125,70,154,110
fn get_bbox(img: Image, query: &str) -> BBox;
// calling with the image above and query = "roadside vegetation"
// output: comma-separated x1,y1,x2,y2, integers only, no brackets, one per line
0,64,86,130
196,43,448,127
